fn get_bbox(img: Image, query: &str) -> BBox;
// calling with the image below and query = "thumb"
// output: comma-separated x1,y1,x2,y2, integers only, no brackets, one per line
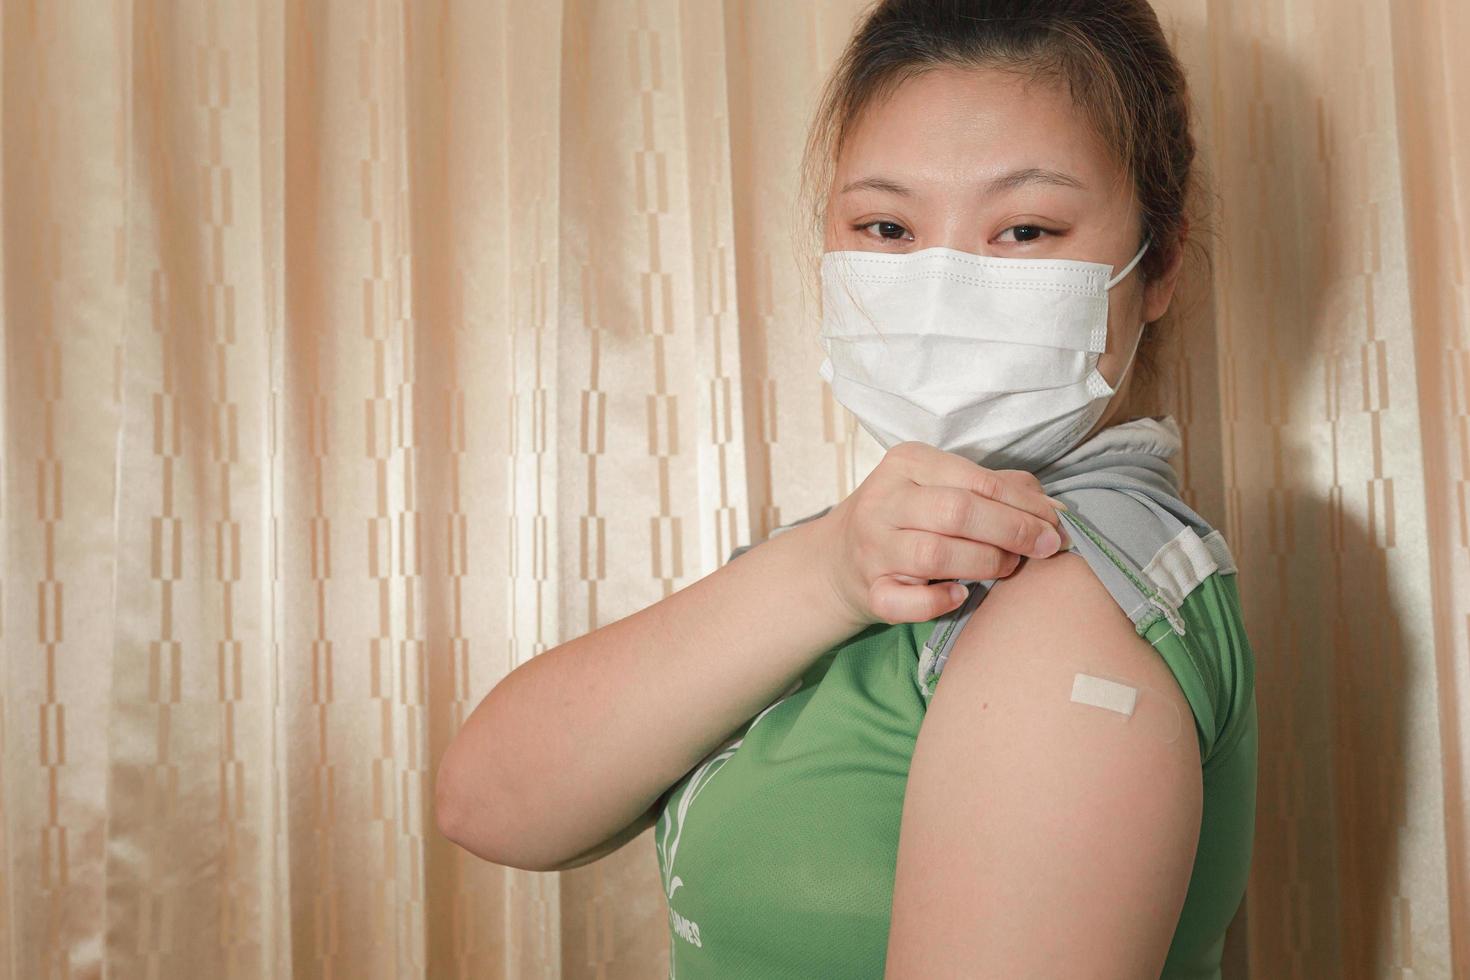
869,576,970,625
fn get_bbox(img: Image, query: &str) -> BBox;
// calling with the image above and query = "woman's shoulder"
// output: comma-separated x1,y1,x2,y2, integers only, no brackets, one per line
924,548,1203,776
930,546,1247,775
915,465,1255,768
1052,471,1255,754
946,549,1189,704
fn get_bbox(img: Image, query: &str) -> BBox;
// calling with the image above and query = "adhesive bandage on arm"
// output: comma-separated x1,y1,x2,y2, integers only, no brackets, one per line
1068,672,1183,744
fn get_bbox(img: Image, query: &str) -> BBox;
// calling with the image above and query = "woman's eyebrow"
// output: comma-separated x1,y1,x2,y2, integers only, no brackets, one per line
983,167,1086,194
839,168,1086,197
839,175,915,196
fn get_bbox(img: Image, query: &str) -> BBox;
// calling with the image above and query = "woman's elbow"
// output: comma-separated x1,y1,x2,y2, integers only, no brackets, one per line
434,748,469,842
434,743,502,862
434,754,465,839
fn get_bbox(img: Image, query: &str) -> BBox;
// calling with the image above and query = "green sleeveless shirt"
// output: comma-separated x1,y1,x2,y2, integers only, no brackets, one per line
653,418,1258,979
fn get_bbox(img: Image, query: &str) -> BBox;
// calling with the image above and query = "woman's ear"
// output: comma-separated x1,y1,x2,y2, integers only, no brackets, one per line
1142,217,1189,322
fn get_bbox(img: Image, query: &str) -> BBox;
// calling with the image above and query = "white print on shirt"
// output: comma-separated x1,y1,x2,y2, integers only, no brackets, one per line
669,906,702,949
654,676,804,965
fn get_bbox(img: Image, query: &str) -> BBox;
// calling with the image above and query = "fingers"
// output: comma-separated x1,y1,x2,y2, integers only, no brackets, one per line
848,443,1076,627
890,527,1028,582
889,484,1064,559
993,468,1058,510
869,575,973,626
886,442,1065,527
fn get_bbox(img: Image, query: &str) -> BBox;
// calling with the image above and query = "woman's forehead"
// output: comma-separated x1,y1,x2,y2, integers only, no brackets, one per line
834,67,1125,204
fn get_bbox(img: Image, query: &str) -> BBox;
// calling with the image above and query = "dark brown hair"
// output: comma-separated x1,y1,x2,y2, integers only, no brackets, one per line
796,0,1212,391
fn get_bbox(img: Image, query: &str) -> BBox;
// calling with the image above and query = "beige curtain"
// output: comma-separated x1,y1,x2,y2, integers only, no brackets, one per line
1,1,1465,977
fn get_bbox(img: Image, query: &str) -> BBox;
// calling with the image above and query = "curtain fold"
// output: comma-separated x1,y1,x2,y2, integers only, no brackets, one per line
0,1,1465,977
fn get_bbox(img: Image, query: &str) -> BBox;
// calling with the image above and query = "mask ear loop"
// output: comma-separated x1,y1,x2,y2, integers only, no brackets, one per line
1101,237,1154,395
1114,315,1148,382
1104,237,1151,290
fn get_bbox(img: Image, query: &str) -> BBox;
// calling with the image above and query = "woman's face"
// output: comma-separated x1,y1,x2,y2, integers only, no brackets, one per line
824,66,1183,430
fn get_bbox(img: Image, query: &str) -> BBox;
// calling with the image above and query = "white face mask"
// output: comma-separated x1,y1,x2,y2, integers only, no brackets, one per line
817,239,1150,471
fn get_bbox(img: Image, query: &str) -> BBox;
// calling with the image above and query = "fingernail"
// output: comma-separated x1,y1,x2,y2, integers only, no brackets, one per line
1035,527,1061,558
1047,496,1069,512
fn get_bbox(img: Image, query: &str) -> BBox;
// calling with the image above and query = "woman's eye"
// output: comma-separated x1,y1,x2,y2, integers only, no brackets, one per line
997,224,1051,243
853,220,911,242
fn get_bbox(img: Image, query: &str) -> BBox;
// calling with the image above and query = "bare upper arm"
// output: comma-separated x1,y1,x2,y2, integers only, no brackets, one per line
886,551,1202,978
539,795,663,872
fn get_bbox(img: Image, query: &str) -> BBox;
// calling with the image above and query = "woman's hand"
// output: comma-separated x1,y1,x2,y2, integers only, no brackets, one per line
815,441,1069,628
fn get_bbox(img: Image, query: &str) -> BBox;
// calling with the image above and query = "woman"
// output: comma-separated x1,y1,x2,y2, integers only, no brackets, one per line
436,1,1258,977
